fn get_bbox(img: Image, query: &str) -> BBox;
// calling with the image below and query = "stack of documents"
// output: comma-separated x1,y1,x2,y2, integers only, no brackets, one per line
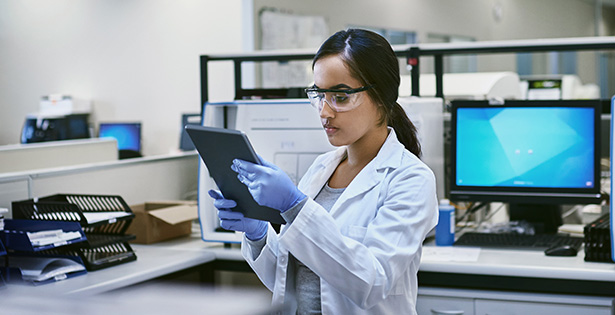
10,256,85,282
83,211,132,224
27,229,83,248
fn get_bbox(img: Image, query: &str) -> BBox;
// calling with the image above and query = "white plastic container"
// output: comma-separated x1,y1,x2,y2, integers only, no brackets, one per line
0,208,7,231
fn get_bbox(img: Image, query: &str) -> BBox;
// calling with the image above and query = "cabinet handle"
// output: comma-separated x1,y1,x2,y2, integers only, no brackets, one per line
430,309,464,315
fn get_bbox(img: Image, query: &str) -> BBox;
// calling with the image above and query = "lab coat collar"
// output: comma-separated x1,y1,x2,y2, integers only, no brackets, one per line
306,128,407,211
303,148,346,199
373,127,406,170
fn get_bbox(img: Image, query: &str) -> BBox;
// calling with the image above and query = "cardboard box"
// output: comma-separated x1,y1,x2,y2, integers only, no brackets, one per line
126,201,198,244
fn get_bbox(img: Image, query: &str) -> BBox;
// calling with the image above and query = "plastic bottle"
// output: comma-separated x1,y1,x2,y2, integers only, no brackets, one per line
435,199,455,246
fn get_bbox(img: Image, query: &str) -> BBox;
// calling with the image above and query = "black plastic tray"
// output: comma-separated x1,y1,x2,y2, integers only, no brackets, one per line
78,242,137,271
12,194,134,233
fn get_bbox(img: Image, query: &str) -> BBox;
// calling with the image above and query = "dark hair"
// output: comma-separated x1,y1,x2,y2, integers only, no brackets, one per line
312,28,421,157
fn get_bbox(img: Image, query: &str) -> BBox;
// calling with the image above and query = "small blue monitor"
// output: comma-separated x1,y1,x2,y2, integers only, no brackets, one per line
99,122,142,153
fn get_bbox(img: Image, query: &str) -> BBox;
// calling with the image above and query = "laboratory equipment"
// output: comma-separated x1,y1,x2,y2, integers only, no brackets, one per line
21,94,92,144
398,97,445,201
21,113,90,144
197,99,334,243
519,74,600,100
582,212,611,261
400,72,522,100
450,99,602,234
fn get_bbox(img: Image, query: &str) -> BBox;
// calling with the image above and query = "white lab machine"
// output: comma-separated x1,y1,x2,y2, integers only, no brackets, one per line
400,72,523,100
197,99,334,243
519,74,600,100
197,98,445,243
398,97,445,202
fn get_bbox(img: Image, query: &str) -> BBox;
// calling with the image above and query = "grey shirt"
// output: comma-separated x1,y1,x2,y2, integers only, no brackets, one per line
247,183,345,315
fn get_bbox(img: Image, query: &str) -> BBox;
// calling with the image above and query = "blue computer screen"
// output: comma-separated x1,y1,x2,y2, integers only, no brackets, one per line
455,106,595,189
99,123,141,152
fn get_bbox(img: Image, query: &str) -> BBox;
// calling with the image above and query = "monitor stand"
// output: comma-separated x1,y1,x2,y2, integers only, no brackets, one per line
119,149,142,159
508,203,563,234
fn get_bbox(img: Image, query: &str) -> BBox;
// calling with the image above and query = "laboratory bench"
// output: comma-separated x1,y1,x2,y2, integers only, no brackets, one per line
417,241,615,314
3,227,615,314
1,235,216,296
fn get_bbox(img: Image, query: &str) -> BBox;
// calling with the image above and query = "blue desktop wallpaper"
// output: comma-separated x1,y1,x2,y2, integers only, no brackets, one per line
99,123,141,152
456,107,594,189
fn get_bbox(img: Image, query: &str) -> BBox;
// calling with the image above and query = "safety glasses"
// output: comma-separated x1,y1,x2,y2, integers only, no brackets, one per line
304,85,373,113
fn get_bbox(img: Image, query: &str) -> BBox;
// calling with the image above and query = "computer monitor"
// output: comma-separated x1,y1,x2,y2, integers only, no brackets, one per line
98,122,142,159
179,113,202,151
450,99,602,233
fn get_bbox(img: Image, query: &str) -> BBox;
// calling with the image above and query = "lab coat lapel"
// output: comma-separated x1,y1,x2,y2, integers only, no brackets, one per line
305,147,347,199
331,162,382,216
329,128,404,217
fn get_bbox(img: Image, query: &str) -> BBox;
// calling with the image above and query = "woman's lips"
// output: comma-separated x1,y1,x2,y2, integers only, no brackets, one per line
324,125,338,135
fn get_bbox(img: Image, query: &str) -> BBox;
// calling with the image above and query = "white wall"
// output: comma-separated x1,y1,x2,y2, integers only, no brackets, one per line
0,0,251,156
0,152,199,215
253,0,601,45
252,0,608,91
1,0,613,157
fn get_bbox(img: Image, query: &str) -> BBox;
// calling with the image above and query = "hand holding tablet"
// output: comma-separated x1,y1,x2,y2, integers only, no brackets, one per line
185,125,286,224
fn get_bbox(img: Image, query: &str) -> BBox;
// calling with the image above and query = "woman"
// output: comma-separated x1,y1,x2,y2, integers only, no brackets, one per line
210,28,438,314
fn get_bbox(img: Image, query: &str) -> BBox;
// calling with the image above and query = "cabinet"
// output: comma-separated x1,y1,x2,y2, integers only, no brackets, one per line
417,287,613,315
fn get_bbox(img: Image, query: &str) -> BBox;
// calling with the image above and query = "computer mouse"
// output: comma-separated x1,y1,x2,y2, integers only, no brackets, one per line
544,245,578,257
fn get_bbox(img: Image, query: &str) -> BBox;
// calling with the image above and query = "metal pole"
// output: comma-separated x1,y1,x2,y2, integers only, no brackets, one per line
409,47,420,97
234,60,243,100
200,55,209,115
434,54,444,98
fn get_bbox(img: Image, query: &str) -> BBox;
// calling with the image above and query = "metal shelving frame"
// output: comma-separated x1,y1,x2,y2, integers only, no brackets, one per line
200,36,615,114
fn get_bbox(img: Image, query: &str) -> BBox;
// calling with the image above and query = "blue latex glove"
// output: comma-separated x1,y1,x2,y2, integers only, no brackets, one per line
208,190,267,241
231,156,307,213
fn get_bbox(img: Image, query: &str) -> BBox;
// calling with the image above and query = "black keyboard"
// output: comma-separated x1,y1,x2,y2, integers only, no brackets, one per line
454,232,583,251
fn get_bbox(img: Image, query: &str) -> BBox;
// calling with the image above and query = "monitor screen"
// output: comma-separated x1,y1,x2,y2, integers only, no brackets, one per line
450,100,601,205
98,122,142,153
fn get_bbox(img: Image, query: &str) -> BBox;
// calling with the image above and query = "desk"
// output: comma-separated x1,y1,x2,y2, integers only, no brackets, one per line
2,238,216,296
417,242,615,314
419,243,615,296
0,238,272,315
3,230,614,314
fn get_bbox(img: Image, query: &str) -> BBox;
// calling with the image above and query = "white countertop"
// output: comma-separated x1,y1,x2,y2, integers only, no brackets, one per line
420,243,615,282
4,228,615,297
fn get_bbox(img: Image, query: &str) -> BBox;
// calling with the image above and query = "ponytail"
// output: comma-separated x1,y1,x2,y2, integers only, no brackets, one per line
388,102,421,157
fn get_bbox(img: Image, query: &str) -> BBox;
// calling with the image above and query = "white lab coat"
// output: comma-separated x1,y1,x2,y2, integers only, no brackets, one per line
242,128,438,315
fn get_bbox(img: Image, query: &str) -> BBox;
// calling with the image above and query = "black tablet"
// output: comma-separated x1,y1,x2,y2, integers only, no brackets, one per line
185,125,285,224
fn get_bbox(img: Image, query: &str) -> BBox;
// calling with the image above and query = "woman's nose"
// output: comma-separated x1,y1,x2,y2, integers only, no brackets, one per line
319,99,335,118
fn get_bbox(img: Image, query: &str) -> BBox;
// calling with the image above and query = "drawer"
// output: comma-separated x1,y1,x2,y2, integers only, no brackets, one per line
417,295,474,315
475,299,612,315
